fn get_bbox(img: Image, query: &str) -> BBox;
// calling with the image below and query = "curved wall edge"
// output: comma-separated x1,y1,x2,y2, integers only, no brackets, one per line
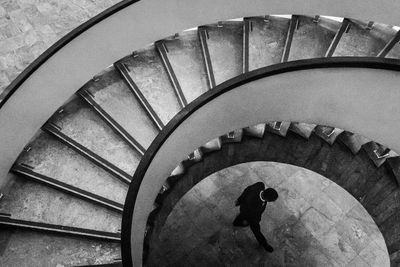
125,64,400,266
2,0,400,188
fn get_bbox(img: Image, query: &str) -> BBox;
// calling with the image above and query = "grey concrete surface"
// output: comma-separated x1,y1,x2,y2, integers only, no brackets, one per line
0,0,120,94
333,20,396,57
205,21,243,85
288,16,340,61
121,46,182,124
16,131,128,204
0,175,121,231
83,66,159,149
248,16,290,70
51,95,141,176
164,30,209,103
0,228,120,266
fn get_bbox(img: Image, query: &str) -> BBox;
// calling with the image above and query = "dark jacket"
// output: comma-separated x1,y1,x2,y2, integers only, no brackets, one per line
236,182,266,222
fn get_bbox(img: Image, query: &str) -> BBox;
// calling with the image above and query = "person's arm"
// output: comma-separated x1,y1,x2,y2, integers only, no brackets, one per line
235,185,250,206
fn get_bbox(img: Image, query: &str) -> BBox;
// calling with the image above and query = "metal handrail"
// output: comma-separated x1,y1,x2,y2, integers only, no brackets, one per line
121,57,400,266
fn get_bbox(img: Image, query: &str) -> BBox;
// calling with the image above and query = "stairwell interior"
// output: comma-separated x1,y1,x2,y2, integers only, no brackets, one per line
1,11,400,266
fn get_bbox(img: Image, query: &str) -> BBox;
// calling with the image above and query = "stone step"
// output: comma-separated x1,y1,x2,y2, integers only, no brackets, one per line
378,210,400,254
160,30,209,103
245,16,290,71
289,122,317,139
220,129,243,144
243,123,266,138
47,96,141,176
361,168,398,213
265,121,291,136
199,137,222,154
337,149,383,200
81,66,159,149
386,157,400,185
0,175,121,232
383,31,400,59
337,131,371,154
313,125,344,145
371,188,400,225
117,46,182,125
15,131,128,204
332,19,397,56
200,21,243,86
362,141,398,167
0,228,120,266
288,15,340,61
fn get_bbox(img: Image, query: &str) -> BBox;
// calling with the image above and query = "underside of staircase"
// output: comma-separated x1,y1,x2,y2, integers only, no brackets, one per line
2,14,400,266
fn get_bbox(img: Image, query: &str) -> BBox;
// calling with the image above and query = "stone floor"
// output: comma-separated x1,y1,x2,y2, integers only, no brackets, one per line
0,0,120,93
149,161,390,267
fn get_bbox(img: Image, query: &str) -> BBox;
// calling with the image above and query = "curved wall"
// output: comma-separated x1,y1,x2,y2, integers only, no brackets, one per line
2,0,400,190
127,65,400,265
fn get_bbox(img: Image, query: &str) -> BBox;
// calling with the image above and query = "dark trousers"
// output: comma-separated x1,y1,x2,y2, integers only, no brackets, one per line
233,213,269,249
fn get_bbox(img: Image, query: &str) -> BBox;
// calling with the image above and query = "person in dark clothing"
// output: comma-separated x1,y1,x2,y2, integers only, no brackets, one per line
233,182,278,252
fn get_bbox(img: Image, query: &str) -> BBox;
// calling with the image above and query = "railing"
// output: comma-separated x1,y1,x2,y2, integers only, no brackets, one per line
1,0,400,265
122,58,400,266
2,1,400,191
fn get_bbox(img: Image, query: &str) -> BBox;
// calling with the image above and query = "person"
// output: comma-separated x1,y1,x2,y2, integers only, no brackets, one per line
233,182,278,252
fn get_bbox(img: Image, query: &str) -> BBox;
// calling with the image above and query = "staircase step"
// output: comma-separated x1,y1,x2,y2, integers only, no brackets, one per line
243,123,266,138
47,96,142,176
81,66,159,149
265,121,291,136
245,16,290,71
386,157,400,186
13,165,123,212
15,131,128,204
200,21,243,86
117,45,182,125
199,137,222,154
0,176,121,233
0,228,120,266
289,122,316,139
80,262,122,267
314,126,344,145
220,129,243,143
288,15,341,61
332,19,397,56
337,131,371,154
362,141,398,167
0,215,120,241
159,30,209,103
383,31,400,59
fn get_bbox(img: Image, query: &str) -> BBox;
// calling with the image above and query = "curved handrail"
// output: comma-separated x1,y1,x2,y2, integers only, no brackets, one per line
122,57,400,266
2,1,400,190
0,0,140,109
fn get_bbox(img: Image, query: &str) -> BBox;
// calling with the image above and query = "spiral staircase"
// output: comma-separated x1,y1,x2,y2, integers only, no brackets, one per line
2,13,400,266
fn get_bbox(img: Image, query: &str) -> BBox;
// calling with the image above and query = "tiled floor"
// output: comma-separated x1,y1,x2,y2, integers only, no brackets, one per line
149,161,389,267
0,0,120,93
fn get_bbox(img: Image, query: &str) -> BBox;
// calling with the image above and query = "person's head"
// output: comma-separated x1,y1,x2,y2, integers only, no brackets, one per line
262,188,278,202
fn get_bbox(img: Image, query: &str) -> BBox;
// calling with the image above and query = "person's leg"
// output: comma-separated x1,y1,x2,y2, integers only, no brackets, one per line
249,220,274,252
233,213,249,227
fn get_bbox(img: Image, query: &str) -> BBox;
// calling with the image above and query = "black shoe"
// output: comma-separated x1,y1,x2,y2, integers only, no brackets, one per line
264,243,274,253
